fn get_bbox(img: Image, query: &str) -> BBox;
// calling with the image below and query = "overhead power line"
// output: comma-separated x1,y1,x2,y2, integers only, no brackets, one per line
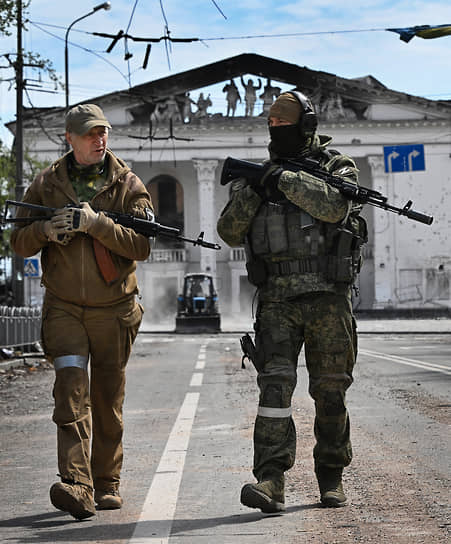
93,30,200,45
30,20,451,45
29,21,131,85
210,0,227,20
30,20,389,41
21,19,451,99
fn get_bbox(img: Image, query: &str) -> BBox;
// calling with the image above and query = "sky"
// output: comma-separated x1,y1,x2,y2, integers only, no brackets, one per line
1,0,451,148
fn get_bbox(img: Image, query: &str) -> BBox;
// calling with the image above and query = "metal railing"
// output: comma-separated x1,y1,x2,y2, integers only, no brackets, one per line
147,249,187,263
0,306,42,348
230,247,245,261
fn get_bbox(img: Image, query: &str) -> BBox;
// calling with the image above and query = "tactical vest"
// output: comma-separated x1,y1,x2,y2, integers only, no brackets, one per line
245,200,367,287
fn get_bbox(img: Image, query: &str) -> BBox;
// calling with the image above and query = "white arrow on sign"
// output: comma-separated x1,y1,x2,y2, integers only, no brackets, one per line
408,149,420,171
387,151,400,172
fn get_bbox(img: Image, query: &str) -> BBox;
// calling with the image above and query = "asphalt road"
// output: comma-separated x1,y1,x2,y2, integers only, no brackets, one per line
0,331,450,543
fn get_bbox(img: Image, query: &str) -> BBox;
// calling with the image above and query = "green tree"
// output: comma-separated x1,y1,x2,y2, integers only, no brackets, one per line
0,0,61,104
0,0,58,258
0,1,30,36
0,139,49,259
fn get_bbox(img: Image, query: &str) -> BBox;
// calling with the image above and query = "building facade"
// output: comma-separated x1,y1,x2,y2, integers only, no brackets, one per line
12,54,451,323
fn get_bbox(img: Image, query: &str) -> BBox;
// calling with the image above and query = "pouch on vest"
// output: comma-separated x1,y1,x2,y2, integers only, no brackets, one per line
326,213,368,284
250,213,269,255
246,257,268,287
267,212,288,253
326,228,353,283
286,210,315,250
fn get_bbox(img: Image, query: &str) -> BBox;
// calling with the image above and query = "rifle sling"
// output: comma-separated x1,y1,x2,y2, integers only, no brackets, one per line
93,239,120,285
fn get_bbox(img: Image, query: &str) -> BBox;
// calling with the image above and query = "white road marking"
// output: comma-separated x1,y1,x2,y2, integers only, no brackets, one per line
129,392,200,544
195,342,208,370
129,342,208,543
190,372,204,387
360,349,451,375
195,358,206,370
140,337,175,343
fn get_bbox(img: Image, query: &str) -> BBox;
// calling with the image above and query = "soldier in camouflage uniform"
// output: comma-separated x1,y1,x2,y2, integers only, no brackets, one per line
217,91,365,513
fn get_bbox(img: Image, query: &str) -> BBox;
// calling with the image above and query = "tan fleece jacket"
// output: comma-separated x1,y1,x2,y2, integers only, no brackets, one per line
11,149,152,306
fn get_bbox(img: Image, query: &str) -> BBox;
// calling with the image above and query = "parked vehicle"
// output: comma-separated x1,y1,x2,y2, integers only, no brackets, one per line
175,273,221,333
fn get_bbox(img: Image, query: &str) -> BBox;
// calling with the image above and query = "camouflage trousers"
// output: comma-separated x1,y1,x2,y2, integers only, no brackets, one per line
252,292,357,481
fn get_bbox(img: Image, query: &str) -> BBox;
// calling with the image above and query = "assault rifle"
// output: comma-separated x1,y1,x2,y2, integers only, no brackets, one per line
2,200,221,250
220,156,434,226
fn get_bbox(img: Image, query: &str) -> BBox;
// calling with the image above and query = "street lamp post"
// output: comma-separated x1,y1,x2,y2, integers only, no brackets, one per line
64,3,111,115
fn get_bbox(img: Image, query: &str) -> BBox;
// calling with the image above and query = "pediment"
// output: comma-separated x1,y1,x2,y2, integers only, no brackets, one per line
118,54,451,124
14,53,451,136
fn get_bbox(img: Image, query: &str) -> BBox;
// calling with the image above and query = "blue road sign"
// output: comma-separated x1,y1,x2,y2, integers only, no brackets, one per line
383,144,425,173
24,257,40,277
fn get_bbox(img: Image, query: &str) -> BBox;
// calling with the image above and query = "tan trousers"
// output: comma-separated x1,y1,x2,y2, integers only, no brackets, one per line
42,292,143,491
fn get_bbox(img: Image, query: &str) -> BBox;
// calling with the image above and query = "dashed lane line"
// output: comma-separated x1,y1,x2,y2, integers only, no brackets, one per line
190,372,204,387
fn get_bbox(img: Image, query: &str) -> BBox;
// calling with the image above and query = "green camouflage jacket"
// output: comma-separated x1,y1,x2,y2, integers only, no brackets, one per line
216,134,360,301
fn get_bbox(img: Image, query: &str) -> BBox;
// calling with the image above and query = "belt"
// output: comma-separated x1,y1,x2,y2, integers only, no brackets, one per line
266,257,328,276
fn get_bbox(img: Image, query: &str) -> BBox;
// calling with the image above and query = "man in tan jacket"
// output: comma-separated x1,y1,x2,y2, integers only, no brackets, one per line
11,104,153,520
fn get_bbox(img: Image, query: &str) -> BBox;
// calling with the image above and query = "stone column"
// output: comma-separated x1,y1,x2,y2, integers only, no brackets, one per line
192,159,218,276
368,155,397,308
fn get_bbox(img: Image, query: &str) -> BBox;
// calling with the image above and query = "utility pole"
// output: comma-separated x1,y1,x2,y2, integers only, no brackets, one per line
12,0,24,306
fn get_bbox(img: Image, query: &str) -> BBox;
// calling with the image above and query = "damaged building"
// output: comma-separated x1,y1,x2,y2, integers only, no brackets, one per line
9,53,451,323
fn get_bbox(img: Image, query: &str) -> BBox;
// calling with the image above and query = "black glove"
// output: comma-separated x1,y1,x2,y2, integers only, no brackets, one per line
258,163,284,201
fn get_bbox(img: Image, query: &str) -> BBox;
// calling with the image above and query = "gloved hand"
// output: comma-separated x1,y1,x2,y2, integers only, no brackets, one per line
258,163,284,201
43,219,75,246
50,202,99,234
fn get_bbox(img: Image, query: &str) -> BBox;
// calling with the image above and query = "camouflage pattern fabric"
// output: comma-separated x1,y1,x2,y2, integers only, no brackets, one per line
216,134,360,301
217,132,360,483
252,292,356,481
68,155,108,202
217,181,262,247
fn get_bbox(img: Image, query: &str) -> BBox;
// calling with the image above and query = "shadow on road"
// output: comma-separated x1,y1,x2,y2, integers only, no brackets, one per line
1,504,319,542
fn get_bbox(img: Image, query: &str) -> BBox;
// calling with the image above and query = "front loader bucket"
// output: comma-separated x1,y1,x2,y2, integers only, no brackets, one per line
175,315,221,333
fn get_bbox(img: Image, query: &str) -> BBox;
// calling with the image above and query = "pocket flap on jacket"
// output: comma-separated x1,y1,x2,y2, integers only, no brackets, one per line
118,303,144,327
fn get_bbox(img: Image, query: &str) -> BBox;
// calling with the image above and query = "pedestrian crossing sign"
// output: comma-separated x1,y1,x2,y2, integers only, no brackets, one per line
24,258,40,277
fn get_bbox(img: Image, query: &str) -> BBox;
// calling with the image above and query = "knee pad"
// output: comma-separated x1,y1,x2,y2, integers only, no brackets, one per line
257,384,293,418
321,391,346,416
262,384,283,408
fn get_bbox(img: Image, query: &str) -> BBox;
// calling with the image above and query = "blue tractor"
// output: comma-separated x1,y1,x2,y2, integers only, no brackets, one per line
175,273,221,333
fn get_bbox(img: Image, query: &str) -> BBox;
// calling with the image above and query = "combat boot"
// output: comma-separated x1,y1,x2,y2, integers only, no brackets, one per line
240,473,285,513
315,466,347,507
94,488,123,510
50,481,96,520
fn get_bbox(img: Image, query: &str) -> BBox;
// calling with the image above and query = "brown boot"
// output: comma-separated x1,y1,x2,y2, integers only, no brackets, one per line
50,482,96,520
315,466,347,507
240,474,285,513
94,489,123,510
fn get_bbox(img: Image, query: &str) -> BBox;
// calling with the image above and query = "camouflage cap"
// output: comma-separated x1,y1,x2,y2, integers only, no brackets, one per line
268,93,301,124
65,104,112,135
